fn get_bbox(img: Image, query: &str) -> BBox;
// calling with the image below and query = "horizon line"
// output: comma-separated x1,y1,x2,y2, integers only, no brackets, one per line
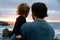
0,19,60,22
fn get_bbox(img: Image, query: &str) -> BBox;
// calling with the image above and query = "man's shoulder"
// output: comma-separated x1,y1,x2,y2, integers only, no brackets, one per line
21,22,34,29
22,22,33,26
21,22,34,32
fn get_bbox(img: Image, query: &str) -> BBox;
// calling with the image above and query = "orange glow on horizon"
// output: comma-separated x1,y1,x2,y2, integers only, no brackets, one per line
27,19,60,22
46,20,60,22
0,18,60,22
0,18,16,22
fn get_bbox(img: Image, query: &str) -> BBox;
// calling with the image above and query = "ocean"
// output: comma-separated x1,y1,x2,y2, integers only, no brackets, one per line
0,22,60,40
49,22,60,39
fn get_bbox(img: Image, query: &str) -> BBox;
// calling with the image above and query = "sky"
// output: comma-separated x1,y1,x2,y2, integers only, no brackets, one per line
0,0,60,22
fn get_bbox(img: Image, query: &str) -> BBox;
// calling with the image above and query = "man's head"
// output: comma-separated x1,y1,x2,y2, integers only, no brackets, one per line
31,2,48,19
17,3,30,17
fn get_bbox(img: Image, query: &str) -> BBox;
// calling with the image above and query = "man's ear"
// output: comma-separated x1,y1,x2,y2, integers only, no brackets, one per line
32,12,35,20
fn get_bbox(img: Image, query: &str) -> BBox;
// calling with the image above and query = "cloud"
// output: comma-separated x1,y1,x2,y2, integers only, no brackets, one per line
0,8,16,15
0,8,17,18
0,0,35,8
0,0,19,8
0,0,60,20
47,10,60,20
0,0,60,10
48,10,60,14
0,7,60,20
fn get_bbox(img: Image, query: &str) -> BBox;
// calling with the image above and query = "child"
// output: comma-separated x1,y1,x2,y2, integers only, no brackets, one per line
10,3,30,40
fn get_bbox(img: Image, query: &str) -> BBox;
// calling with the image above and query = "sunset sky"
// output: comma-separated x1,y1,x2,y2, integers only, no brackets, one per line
0,0,60,22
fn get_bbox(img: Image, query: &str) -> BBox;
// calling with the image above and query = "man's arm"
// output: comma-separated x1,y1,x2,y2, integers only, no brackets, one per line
20,23,28,40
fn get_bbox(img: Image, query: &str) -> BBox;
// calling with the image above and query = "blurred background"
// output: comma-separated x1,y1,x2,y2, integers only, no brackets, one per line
0,0,60,40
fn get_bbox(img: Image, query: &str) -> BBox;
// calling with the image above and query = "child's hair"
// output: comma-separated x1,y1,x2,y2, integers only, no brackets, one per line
17,3,30,15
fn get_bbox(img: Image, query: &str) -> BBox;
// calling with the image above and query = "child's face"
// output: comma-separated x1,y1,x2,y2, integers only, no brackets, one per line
16,9,20,15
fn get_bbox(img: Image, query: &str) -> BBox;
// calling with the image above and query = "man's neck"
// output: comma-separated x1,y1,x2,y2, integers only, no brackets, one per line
34,17,44,21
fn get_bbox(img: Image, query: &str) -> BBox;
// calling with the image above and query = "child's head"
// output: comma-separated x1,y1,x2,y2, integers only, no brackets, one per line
17,3,30,18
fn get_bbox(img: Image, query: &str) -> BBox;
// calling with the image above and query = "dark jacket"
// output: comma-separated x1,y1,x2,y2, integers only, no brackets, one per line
10,16,26,37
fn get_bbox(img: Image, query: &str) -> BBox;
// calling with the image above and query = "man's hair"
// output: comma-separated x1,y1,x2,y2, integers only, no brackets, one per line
17,3,30,15
31,2,48,19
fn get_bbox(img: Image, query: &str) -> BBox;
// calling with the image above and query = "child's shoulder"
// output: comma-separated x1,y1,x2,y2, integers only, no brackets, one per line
16,16,25,20
17,16,23,18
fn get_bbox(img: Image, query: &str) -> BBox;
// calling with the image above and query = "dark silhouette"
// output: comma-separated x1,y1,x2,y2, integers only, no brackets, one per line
10,3,30,40
20,2,55,40
10,2,55,40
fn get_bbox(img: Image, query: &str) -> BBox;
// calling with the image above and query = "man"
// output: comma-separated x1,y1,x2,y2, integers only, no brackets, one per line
21,2,55,40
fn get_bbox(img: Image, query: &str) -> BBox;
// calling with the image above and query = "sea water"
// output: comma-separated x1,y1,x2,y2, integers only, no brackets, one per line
49,22,60,39
0,22,60,40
